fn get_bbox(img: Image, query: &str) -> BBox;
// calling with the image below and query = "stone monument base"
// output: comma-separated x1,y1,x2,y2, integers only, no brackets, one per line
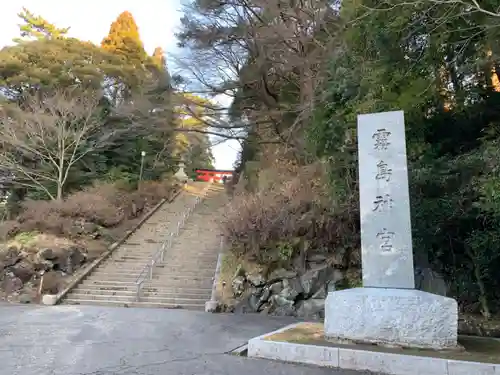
324,288,458,350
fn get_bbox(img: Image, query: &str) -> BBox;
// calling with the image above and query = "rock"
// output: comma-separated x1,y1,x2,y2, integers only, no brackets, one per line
232,276,246,297
269,281,283,295
296,299,325,319
273,304,296,316
279,287,298,301
307,253,327,263
19,293,33,304
300,266,345,298
37,248,56,261
268,268,297,283
259,287,271,304
270,294,294,308
233,291,256,314
11,261,35,283
251,287,263,298
269,295,295,316
312,286,327,299
247,272,266,287
0,247,21,267
288,277,304,295
249,294,261,311
300,271,315,295
292,250,306,272
41,271,62,294
260,305,271,315
2,276,23,293
415,267,448,297
53,247,86,274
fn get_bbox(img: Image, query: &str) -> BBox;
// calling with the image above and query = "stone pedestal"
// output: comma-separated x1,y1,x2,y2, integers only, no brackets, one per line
324,288,458,349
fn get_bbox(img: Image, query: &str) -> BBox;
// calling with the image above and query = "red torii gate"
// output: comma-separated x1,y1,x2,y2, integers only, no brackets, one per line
195,169,233,183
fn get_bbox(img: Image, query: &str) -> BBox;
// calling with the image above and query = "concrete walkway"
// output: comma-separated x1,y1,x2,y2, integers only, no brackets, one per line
0,305,378,375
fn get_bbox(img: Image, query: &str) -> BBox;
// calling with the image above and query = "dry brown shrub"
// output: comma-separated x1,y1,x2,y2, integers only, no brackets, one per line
17,199,67,234
58,184,124,227
1,180,179,239
138,180,177,202
222,162,359,265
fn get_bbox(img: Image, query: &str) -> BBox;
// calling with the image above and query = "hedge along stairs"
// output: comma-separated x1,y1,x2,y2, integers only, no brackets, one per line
61,181,227,309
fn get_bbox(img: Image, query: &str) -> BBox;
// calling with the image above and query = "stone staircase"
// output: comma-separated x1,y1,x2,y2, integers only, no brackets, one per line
62,182,226,309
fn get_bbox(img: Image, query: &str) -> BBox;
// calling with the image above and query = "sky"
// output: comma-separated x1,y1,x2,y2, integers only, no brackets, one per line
0,0,240,170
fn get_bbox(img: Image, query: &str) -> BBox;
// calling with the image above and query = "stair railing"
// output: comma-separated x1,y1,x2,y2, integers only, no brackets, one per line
135,183,212,302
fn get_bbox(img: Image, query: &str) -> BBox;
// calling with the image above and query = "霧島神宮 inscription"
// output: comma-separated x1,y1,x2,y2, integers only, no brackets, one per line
357,111,415,289
373,128,396,253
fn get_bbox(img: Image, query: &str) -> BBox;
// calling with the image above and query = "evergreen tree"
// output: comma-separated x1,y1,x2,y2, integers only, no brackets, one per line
101,11,147,64
16,7,70,41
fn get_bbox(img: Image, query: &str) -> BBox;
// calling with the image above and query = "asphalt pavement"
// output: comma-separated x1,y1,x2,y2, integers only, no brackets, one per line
0,304,379,375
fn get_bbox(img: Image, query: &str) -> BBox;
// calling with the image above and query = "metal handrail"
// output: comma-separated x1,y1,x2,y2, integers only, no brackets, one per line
134,184,211,301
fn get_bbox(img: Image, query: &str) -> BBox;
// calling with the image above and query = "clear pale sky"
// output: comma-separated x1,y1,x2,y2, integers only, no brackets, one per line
0,0,240,170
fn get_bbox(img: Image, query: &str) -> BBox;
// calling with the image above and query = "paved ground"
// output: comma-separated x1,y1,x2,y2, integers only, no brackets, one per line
0,305,378,375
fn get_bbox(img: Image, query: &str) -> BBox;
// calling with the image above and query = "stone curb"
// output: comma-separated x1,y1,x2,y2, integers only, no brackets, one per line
247,324,500,375
53,188,183,304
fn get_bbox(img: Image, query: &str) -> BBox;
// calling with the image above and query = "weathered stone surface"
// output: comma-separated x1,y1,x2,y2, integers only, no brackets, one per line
269,281,283,295
11,261,35,283
296,299,325,318
259,287,271,304
268,268,297,282
325,288,458,349
312,287,327,299
37,248,56,261
415,267,448,297
306,253,327,263
279,287,298,301
247,272,266,287
357,111,415,289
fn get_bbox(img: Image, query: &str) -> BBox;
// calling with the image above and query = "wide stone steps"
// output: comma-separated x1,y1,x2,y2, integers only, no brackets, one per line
66,293,207,304
135,186,226,306
61,181,226,310
71,288,211,298
63,182,215,309
72,285,212,294
63,299,206,310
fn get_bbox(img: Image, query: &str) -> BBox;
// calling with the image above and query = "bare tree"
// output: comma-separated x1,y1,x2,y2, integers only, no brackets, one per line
0,89,103,200
175,0,342,160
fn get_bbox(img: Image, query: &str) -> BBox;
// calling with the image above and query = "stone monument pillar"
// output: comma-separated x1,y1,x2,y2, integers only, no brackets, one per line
174,161,188,182
324,110,458,350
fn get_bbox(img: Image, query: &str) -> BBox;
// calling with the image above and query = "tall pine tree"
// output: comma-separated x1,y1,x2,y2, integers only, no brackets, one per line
16,7,69,41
